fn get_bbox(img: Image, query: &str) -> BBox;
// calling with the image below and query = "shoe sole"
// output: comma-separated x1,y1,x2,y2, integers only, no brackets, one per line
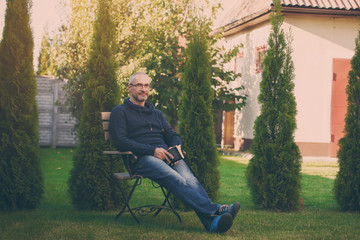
231,202,241,219
214,213,233,233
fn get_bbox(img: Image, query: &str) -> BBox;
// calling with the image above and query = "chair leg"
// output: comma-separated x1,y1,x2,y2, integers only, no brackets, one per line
115,178,141,224
153,186,182,223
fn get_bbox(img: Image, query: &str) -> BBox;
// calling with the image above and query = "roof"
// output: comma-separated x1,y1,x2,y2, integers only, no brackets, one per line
217,0,360,36
282,0,360,10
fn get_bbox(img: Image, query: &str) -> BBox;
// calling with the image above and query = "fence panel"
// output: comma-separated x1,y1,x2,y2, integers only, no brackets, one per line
36,75,78,148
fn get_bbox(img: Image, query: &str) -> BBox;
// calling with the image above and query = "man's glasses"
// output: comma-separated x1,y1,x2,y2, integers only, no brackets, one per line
129,83,151,90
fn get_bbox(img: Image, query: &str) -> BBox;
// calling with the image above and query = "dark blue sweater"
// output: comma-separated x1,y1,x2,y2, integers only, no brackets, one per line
108,98,182,156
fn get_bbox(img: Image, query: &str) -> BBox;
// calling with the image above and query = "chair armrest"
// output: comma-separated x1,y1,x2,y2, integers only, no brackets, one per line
103,150,134,155
103,150,138,176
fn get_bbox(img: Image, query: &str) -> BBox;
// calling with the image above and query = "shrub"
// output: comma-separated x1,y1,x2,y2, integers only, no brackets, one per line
68,0,127,210
178,20,220,207
246,0,302,211
334,26,360,211
0,0,44,210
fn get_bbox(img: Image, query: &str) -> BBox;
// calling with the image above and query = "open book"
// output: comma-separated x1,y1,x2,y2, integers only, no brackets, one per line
167,145,185,165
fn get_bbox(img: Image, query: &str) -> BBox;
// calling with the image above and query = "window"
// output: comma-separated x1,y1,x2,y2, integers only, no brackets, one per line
256,45,267,73
234,52,244,75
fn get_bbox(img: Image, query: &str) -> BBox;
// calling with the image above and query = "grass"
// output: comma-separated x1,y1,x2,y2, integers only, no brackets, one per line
1,148,359,239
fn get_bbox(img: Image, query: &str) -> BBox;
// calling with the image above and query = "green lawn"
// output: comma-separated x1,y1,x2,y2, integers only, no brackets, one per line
1,148,359,240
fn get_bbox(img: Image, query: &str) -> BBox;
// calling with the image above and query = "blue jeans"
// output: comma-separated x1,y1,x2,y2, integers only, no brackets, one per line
132,155,221,230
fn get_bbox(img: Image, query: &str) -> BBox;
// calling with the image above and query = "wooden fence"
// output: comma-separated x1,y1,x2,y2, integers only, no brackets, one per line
36,75,78,148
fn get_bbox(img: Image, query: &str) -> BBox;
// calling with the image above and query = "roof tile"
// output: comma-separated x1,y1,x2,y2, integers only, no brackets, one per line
217,0,360,29
282,0,360,9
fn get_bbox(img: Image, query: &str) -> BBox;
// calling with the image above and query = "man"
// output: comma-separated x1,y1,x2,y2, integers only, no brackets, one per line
109,72,240,233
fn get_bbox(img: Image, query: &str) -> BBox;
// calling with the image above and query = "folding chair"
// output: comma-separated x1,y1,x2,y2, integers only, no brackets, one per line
101,112,182,224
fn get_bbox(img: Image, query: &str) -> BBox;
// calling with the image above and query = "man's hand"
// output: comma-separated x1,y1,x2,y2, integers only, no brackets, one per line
154,148,174,164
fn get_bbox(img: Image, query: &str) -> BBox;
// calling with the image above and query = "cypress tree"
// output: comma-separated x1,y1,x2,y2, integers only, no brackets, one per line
37,30,55,76
179,20,220,207
0,0,44,210
246,0,302,211
68,0,126,210
334,27,360,211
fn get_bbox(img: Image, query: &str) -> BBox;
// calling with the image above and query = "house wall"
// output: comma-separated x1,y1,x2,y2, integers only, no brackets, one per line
223,15,359,156
223,21,271,141
288,16,358,156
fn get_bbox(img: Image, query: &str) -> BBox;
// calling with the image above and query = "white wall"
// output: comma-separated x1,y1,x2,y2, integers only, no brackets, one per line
223,15,359,145
224,22,272,139
288,16,358,143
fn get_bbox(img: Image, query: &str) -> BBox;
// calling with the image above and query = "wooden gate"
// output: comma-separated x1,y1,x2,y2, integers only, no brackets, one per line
223,110,235,148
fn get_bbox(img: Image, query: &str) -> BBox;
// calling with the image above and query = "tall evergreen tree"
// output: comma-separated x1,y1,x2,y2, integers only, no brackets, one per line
178,20,220,207
0,0,44,210
68,0,126,210
246,0,302,211
334,27,360,211
37,29,56,76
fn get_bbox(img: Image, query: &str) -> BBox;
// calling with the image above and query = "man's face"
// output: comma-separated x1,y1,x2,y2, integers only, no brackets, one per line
129,74,151,106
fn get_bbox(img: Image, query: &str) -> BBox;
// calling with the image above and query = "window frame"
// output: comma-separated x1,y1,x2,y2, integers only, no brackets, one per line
256,45,267,73
234,52,244,75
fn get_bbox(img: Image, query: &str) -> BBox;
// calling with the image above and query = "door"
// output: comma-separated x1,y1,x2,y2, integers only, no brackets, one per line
223,110,235,147
331,59,351,157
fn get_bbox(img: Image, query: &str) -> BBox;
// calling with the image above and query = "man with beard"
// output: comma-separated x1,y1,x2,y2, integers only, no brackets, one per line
109,72,240,233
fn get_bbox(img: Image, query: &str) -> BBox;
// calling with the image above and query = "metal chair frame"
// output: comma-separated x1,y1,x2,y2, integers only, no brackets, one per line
101,112,182,224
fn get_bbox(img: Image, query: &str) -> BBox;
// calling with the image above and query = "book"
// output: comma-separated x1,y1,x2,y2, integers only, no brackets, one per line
167,145,185,164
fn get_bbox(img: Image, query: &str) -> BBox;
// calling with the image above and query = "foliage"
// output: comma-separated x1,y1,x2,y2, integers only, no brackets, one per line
334,26,360,211
178,19,220,208
37,30,51,75
46,0,246,128
246,0,302,211
37,27,57,76
56,0,98,122
68,0,126,210
144,1,247,127
143,0,190,128
56,0,149,122
210,42,247,113
0,0,44,210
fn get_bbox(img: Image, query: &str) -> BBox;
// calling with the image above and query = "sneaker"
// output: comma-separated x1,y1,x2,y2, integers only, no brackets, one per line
208,213,233,233
217,202,240,219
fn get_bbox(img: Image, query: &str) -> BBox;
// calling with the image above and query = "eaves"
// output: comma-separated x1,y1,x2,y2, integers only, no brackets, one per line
221,6,360,37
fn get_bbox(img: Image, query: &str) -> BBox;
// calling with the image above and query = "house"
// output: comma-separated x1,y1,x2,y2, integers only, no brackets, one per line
216,0,360,157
